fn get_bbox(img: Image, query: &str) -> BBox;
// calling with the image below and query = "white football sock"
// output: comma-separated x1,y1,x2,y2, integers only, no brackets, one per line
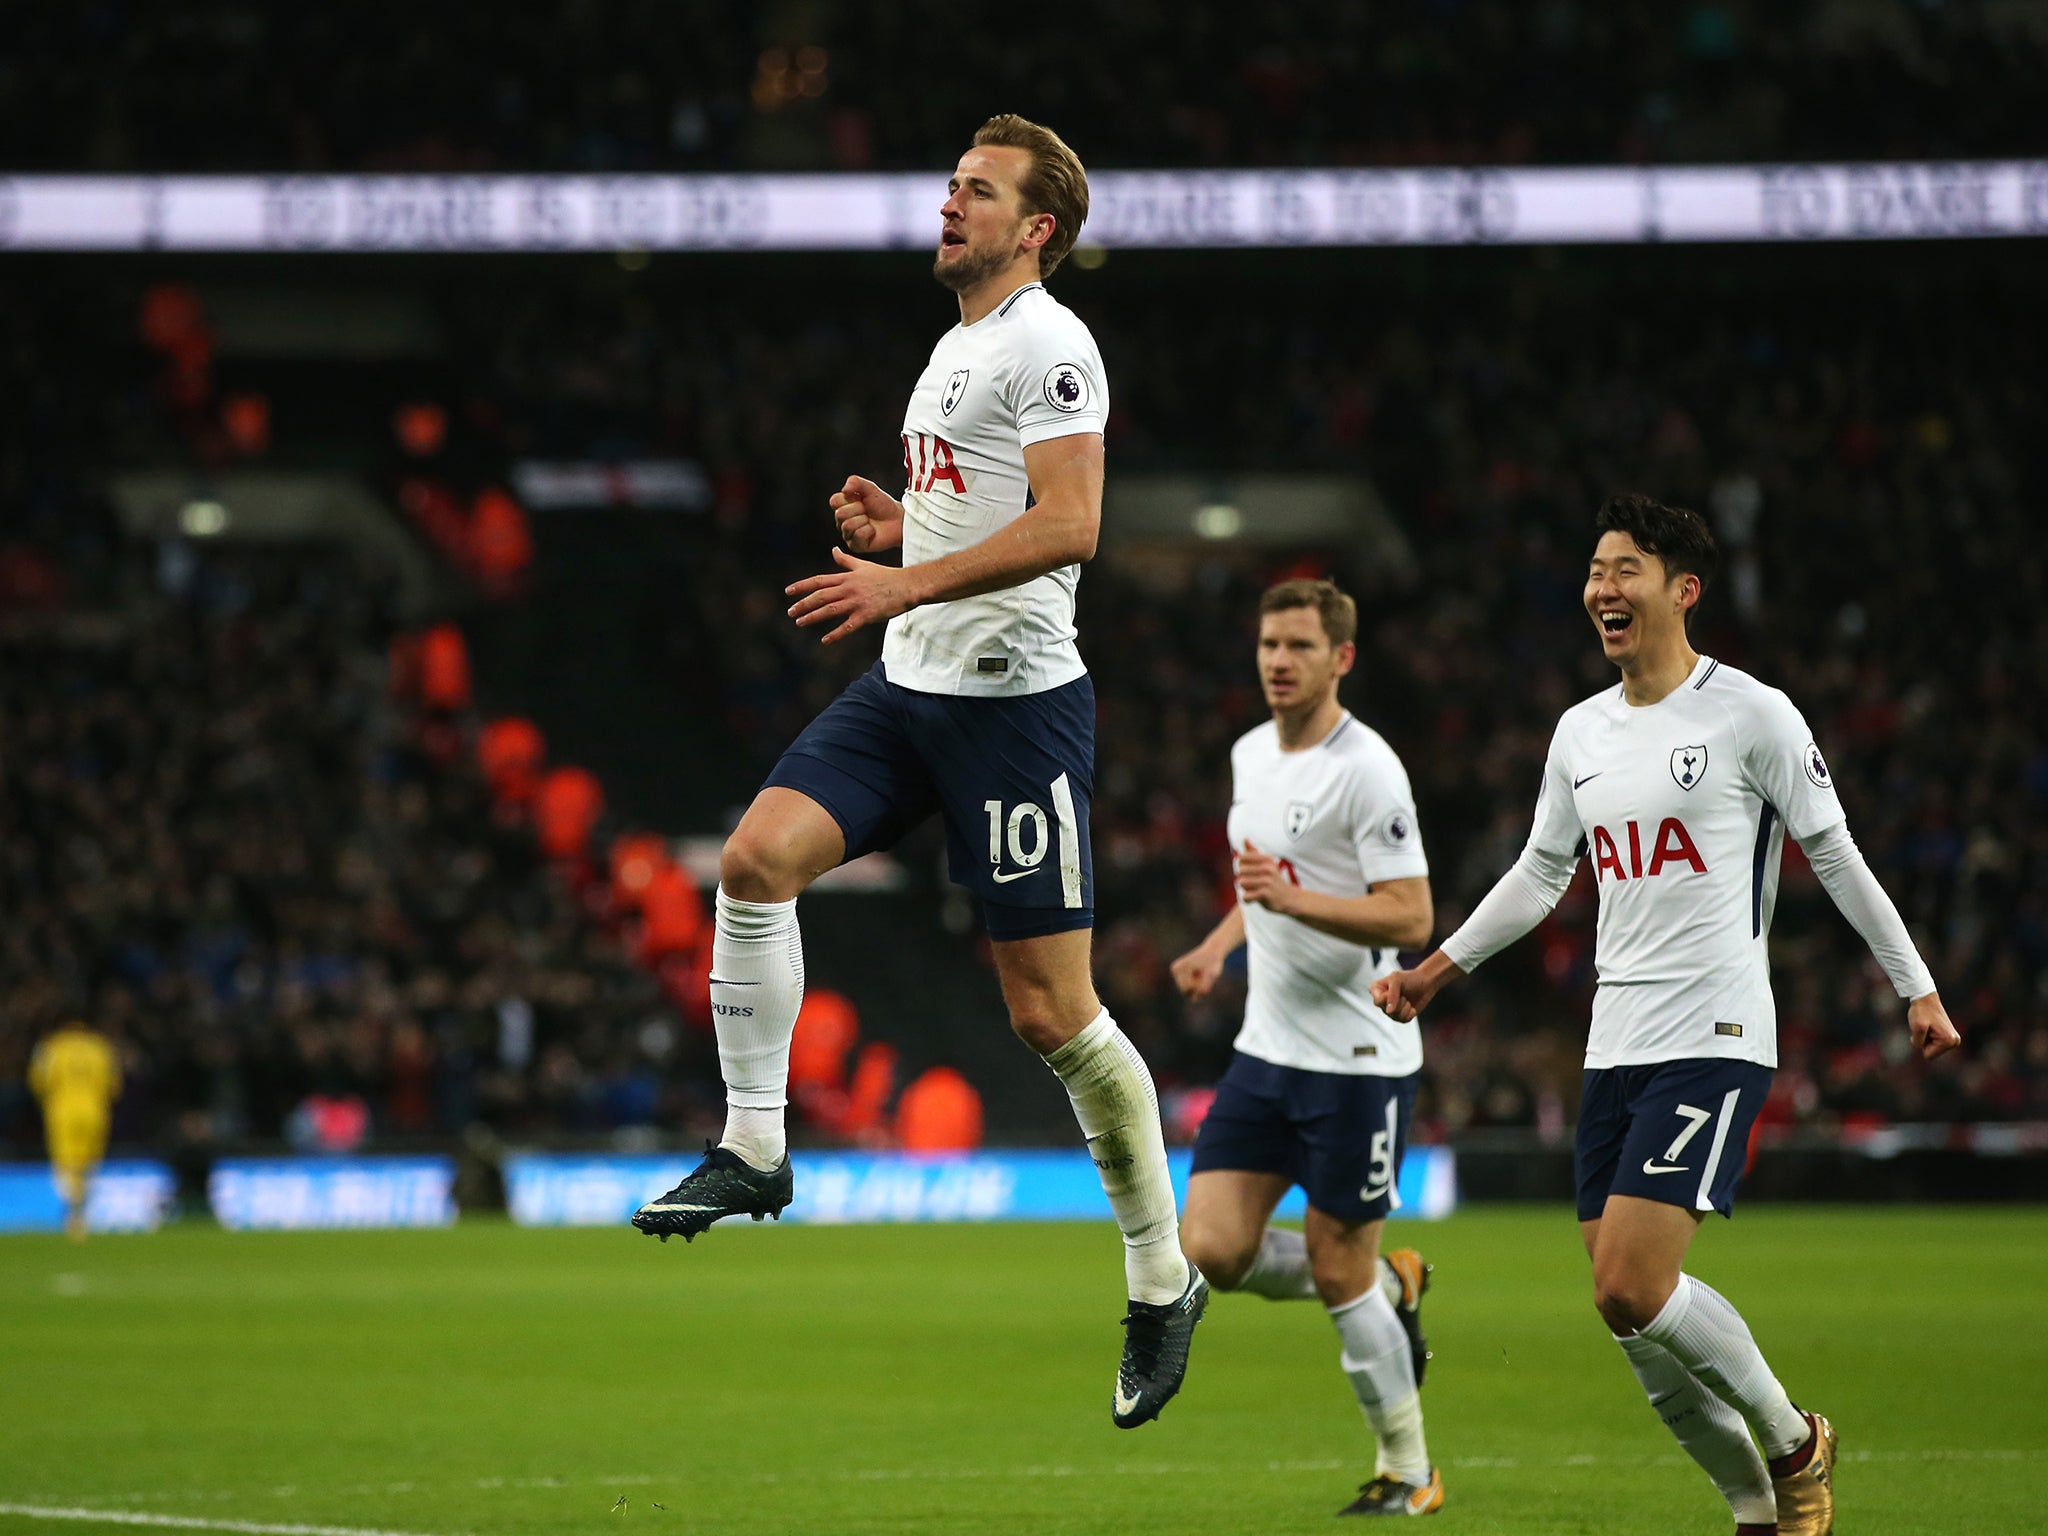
1640,1274,1809,1458
1043,1009,1190,1306
710,886,803,1170
1330,1287,1429,1482
1616,1332,1776,1525
1378,1254,1404,1310
1239,1226,1317,1300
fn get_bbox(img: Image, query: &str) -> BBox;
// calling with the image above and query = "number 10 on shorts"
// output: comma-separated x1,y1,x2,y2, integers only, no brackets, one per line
983,776,1084,908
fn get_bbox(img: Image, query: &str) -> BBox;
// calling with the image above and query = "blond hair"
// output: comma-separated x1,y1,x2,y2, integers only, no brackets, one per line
972,114,1089,277
1259,578,1358,647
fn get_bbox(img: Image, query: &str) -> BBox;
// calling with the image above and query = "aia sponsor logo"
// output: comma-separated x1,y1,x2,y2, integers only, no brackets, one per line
1592,818,1706,883
901,430,965,494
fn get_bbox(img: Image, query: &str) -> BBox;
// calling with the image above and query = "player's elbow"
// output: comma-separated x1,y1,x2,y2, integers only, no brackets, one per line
1062,514,1099,564
1396,896,1435,951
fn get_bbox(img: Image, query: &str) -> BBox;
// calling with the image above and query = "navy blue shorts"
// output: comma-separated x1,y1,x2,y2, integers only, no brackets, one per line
763,661,1094,941
1576,1058,1774,1221
1190,1050,1417,1224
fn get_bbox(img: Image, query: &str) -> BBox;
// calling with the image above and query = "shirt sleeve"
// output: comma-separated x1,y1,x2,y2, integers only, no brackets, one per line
1005,311,1109,448
1440,725,1584,972
1800,822,1937,999
1740,686,1847,840
1527,720,1587,860
1351,743,1430,886
1441,843,1580,974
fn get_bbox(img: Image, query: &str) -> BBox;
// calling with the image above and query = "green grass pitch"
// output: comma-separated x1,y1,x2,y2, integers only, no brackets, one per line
2,1206,2043,1535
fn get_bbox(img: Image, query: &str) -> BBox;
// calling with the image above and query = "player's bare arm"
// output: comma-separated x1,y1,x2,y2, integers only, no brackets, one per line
1170,902,1245,1000
788,432,1103,644
831,475,904,553
1369,950,1466,1024
1236,841,1432,950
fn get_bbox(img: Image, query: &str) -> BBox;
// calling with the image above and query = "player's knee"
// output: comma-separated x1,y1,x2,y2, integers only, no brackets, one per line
1310,1260,1372,1310
1591,1268,1664,1334
1308,1240,1380,1310
718,827,805,904
1007,1005,1070,1057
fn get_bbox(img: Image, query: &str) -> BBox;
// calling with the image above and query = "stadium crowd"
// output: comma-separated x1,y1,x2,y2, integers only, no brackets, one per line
449,249,2048,1138
5,241,2045,1156
5,1,2044,175
0,535,720,1163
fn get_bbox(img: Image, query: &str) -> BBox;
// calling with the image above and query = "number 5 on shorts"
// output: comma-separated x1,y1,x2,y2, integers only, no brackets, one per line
1361,1096,1401,1209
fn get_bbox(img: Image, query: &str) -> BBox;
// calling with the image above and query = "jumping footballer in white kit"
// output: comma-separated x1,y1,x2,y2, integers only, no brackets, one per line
634,113,1208,1432
1374,494,1962,1535
1170,579,1445,1518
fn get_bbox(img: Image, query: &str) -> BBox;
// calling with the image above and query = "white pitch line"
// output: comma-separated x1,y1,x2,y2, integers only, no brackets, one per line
0,1506,468,1536
17,1445,2037,1515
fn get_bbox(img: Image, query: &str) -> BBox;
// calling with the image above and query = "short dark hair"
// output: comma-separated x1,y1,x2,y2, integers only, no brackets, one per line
1258,578,1357,647
972,114,1089,276
1593,493,1718,629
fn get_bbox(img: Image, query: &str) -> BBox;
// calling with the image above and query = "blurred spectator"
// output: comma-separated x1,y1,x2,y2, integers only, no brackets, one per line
433,248,2037,1137
0,542,713,1158
3,4,2041,174
4,231,2043,1148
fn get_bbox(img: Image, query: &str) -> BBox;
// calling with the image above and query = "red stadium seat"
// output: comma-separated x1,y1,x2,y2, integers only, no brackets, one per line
468,486,534,595
394,401,448,459
533,765,604,861
417,623,473,713
789,989,859,1091
838,1041,898,1143
139,282,204,352
222,392,270,456
637,862,705,963
609,833,670,910
478,717,546,806
895,1067,984,1152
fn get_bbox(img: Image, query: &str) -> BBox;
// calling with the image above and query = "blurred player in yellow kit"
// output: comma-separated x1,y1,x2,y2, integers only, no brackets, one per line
29,1021,122,1240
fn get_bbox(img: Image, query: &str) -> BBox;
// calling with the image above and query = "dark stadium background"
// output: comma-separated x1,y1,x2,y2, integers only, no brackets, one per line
4,2,2046,1206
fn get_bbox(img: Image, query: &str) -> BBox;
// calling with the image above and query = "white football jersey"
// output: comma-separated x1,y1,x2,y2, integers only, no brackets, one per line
881,281,1108,696
1226,713,1432,1077
1516,655,1845,1069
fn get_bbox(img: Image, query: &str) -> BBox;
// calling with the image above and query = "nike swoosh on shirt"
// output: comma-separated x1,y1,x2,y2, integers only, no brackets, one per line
1574,773,1604,788
990,868,1036,884
1641,1159,1688,1175
708,978,761,986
